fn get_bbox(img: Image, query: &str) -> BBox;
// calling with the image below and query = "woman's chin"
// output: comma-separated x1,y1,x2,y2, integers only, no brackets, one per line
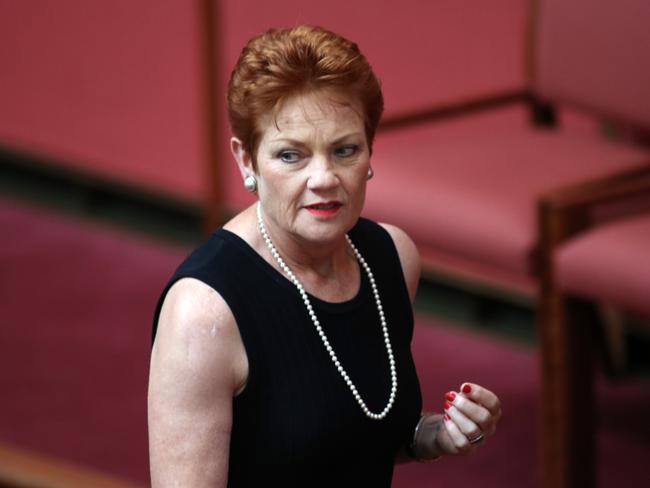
295,216,357,245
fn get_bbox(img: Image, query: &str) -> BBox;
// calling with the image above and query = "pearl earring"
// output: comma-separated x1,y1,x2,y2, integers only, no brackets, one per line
244,175,257,193
367,167,374,180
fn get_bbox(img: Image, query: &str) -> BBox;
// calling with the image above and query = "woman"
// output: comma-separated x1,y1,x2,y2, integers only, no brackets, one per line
148,25,501,487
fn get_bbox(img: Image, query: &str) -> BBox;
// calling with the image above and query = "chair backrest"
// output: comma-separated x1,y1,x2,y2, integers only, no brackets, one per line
534,0,650,129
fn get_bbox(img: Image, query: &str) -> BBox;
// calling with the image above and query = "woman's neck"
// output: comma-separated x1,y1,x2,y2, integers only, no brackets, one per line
247,204,360,301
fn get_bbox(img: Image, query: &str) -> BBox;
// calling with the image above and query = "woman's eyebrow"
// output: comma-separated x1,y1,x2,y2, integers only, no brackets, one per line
331,132,364,145
269,132,364,148
269,138,307,147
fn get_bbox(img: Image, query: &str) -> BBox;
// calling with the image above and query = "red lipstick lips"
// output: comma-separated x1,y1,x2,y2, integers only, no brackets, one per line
304,201,342,217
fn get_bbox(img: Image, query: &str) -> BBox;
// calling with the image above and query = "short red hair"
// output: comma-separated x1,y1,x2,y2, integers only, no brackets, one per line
227,25,384,166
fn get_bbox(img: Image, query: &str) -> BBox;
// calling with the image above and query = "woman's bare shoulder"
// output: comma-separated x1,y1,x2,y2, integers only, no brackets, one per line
378,223,421,303
158,278,233,334
152,277,247,393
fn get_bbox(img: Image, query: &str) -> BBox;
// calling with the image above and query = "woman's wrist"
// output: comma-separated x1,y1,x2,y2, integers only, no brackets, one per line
407,412,444,462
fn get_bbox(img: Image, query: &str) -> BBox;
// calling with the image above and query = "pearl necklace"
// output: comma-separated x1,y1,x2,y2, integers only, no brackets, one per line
256,202,397,420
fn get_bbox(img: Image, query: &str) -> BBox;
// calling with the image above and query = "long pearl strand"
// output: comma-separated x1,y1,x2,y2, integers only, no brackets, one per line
256,202,397,420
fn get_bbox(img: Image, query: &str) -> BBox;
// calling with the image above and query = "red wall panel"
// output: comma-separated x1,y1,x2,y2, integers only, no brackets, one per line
0,0,207,202
0,0,526,206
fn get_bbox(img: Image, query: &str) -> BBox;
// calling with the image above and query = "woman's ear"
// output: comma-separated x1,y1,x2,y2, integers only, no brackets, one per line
230,137,255,179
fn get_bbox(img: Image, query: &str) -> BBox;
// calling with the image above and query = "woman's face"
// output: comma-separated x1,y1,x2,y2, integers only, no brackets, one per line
252,89,370,247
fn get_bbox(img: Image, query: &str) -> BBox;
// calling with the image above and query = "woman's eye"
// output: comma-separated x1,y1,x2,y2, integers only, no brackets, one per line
278,150,301,163
335,145,359,158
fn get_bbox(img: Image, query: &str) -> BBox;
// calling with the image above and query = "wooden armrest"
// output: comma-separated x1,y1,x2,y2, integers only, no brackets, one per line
379,88,530,130
537,161,650,280
540,162,650,212
0,441,146,488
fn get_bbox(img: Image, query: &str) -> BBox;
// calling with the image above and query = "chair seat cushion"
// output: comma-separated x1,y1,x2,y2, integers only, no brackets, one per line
556,214,650,318
365,104,649,277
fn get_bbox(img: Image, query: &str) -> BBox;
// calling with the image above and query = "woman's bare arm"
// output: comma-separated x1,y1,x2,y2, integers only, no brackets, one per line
148,278,248,487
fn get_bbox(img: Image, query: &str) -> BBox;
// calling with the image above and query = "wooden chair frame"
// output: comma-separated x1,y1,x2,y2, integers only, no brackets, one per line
537,162,650,488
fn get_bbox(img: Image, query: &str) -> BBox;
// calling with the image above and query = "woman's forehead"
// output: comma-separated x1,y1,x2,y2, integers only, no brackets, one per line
258,91,365,143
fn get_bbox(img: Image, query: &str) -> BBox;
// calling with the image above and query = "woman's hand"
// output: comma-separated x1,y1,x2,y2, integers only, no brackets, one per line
435,382,502,455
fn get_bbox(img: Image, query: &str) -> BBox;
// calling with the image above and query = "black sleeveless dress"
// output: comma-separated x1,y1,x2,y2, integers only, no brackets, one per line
152,217,422,487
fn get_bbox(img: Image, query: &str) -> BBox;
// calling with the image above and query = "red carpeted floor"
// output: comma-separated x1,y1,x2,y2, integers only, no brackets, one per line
1,197,649,487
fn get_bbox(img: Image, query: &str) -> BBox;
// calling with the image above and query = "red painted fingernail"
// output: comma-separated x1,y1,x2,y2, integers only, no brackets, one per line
444,414,450,421
444,401,451,410
462,384,472,394
445,391,456,401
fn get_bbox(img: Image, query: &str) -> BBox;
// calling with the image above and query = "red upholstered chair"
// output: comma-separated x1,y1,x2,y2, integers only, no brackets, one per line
365,0,650,298
538,165,650,488
363,2,650,486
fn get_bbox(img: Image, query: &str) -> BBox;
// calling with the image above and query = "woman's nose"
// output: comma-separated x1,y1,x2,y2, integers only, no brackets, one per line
306,157,339,190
